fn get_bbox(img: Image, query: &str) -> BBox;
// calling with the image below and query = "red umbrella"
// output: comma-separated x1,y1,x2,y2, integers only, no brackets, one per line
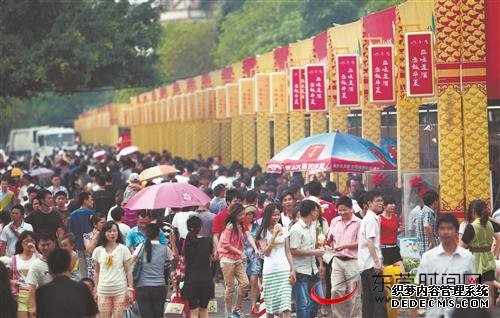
124,182,210,210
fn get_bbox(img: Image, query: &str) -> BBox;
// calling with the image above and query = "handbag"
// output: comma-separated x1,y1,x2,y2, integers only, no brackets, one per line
132,243,145,284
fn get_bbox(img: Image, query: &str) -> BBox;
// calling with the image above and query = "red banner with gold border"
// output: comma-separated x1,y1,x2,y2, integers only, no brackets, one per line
368,44,395,103
336,54,360,107
305,64,327,111
405,32,435,97
290,67,305,111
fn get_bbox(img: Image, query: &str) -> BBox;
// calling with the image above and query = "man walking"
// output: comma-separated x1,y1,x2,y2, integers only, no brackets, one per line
290,199,325,318
36,248,98,318
328,196,361,317
357,190,387,318
0,205,33,256
69,192,95,278
416,190,439,255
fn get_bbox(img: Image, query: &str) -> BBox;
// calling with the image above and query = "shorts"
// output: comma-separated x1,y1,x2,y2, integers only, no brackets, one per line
17,289,30,312
98,292,128,314
381,246,403,266
246,253,262,276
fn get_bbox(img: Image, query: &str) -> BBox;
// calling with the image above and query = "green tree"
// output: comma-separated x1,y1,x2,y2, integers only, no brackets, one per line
302,0,369,38
0,0,161,98
212,0,305,67
156,21,217,82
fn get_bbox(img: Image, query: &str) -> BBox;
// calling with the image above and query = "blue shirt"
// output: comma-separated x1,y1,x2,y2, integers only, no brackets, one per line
69,208,94,251
126,226,168,249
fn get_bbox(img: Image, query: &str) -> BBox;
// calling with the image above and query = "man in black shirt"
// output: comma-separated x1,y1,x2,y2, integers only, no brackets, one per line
36,248,98,318
25,190,64,240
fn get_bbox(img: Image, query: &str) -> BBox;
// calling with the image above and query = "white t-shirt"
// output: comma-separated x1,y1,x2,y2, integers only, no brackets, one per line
92,243,132,296
357,210,383,271
0,221,33,257
458,221,469,235
172,211,194,239
27,257,52,287
262,227,290,274
118,223,131,241
14,254,38,289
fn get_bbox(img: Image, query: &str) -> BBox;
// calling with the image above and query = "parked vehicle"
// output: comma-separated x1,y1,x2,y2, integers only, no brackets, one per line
7,126,77,159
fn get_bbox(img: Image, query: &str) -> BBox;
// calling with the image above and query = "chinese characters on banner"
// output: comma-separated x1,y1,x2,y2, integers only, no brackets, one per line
254,74,270,112
405,32,434,97
369,44,395,103
270,72,288,114
336,54,360,107
226,83,239,117
290,67,305,111
239,79,254,115
207,89,216,118
195,91,203,119
305,64,327,111
215,87,227,119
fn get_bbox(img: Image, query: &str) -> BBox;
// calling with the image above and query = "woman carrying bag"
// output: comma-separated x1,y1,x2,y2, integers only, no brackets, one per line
133,223,169,318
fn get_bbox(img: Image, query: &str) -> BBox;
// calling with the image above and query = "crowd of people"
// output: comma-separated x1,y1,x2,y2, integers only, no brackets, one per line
0,145,498,318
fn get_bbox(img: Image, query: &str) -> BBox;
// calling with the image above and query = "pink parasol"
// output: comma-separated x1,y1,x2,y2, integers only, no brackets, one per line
124,182,210,210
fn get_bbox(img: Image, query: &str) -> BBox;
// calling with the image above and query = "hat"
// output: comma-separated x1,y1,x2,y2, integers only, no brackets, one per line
244,205,258,215
128,173,140,182
11,168,23,177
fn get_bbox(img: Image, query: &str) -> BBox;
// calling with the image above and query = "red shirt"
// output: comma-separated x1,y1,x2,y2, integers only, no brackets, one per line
212,206,249,234
380,213,398,245
320,200,336,225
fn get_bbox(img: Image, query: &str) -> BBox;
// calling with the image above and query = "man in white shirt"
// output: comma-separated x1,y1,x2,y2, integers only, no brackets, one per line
415,213,475,318
357,190,387,318
0,205,33,256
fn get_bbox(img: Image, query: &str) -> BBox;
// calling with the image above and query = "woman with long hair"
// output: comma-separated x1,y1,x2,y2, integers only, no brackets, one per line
181,216,214,318
256,203,295,318
10,231,37,318
217,203,250,317
84,212,106,279
460,199,500,308
243,205,262,315
134,223,169,318
92,221,133,318
0,261,17,318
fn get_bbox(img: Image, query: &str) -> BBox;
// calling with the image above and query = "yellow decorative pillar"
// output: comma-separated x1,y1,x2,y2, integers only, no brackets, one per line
289,112,305,143
220,120,232,165
361,109,381,145
310,112,327,136
231,117,243,163
241,115,256,168
459,0,489,206
274,113,289,155
435,0,465,215
256,113,270,167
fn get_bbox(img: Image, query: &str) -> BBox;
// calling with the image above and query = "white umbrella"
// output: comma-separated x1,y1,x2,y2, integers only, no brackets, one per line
92,150,107,160
117,145,139,160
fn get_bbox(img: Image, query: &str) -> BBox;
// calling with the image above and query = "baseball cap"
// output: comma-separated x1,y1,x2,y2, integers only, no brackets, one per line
128,173,140,183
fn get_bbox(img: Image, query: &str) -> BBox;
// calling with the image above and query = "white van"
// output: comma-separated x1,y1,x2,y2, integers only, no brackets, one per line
7,126,77,159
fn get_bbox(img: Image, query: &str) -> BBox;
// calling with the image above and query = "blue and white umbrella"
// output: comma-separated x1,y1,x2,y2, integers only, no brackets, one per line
266,131,396,173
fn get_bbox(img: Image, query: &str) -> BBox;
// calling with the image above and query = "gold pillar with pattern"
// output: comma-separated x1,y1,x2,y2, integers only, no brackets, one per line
434,0,490,215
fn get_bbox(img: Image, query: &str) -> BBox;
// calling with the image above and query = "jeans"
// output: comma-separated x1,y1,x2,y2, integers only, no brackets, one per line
295,272,320,318
360,268,387,318
136,286,167,318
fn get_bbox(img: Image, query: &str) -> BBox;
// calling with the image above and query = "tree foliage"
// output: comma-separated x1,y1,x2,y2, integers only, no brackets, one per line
156,21,217,82
212,0,305,67
0,0,162,98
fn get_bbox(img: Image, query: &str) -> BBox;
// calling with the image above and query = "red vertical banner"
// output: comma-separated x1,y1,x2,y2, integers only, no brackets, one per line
405,32,435,97
305,64,327,111
336,54,360,107
289,67,305,111
368,44,395,103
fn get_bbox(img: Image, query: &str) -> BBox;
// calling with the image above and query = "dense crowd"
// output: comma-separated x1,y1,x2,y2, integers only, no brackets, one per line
0,145,498,318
